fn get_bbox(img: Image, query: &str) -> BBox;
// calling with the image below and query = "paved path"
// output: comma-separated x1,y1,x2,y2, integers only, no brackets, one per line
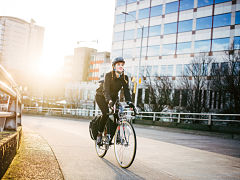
21,115,240,180
2,128,64,179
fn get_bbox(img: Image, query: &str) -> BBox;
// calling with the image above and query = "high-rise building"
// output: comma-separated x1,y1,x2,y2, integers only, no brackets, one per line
0,16,44,84
112,0,240,111
112,0,240,77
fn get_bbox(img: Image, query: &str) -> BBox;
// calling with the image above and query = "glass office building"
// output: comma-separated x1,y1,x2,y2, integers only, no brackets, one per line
112,0,240,78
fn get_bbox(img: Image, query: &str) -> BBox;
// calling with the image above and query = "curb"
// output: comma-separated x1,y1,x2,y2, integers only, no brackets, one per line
2,128,64,179
0,127,22,178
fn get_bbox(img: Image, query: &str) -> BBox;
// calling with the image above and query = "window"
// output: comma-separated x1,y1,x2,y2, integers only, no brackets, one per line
221,62,228,74
233,62,240,75
167,65,174,76
178,20,193,32
117,0,126,7
145,89,149,103
149,25,161,37
201,63,208,76
160,65,167,76
194,40,211,52
162,43,176,55
165,1,179,14
147,45,160,56
212,38,229,51
234,36,240,49
138,8,150,20
183,64,190,76
137,27,148,38
115,14,125,24
153,66,159,76
176,64,183,76
136,46,147,57
215,0,231,3
112,49,122,59
236,11,240,25
123,48,133,59
114,31,124,41
124,30,135,40
196,16,212,30
126,11,136,22
177,42,191,54
146,66,152,76
180,0,194,11
164,22,177,34
198,0,213,7
151,5,162,17
127,0,136,4
140,66,145,76
213,13,231,28
211,63,220,75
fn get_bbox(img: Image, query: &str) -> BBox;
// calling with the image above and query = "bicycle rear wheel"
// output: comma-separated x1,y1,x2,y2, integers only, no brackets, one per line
95,132,108,158
95,141,107,158
114,120,137,168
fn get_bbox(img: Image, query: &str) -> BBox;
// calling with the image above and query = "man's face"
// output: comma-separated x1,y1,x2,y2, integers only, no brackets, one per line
115,62,125,73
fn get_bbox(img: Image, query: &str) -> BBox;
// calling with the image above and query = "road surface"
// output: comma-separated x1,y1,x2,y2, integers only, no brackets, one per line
22,115,240,180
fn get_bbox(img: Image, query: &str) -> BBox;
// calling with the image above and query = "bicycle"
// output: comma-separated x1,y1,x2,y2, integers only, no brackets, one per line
95,100,137,168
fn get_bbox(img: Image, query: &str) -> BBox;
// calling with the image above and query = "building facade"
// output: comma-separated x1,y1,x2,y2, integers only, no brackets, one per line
63,47,111,108
112,0,240,111
89,51,110,82
0,16,44,84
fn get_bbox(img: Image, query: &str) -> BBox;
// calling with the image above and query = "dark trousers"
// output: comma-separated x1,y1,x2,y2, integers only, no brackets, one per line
95,95,109,133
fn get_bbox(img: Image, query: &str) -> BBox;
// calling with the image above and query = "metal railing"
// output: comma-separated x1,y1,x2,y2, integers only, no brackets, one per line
23,107,240,126
0,64,22,132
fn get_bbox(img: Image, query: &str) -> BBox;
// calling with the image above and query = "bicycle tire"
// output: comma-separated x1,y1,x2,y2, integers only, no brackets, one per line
95,140,108,158
114,120,137,168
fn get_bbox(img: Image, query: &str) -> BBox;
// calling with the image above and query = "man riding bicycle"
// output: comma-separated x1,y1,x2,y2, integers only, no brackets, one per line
95,57,134,145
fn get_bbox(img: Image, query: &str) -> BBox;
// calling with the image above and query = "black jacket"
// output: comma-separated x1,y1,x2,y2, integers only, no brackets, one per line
96,71,132,103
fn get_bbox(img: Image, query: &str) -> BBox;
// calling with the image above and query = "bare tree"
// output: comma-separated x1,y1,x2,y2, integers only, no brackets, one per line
210,48,240,113
144,75,174,112
178,55,213,113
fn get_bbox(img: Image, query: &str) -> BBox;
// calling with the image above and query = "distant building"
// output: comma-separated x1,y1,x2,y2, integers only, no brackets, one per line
73,47,97,82
63,47,111,108
88,51,110,82
0,16,44,85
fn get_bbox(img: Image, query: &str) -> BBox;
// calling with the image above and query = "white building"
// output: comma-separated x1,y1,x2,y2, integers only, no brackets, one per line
0,16,44,85
112,0,240,110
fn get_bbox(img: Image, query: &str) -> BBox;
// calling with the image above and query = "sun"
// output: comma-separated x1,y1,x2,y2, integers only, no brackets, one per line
38,55,63,77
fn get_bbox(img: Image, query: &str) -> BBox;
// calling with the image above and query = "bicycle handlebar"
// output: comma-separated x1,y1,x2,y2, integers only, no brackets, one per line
107,105,138,116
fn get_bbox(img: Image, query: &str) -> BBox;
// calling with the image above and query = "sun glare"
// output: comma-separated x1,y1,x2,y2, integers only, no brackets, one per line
38,56,63,77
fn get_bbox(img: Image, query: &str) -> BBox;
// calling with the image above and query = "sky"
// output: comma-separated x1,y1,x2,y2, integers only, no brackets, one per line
0,0,115,75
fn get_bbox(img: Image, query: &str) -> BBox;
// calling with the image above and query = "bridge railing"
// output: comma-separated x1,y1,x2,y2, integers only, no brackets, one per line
23,107,240,126
0,64,22,132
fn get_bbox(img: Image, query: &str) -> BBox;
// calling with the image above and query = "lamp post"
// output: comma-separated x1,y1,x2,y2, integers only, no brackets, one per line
122,12,144,107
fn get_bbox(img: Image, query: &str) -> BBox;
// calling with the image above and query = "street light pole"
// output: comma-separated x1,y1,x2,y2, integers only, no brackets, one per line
122,12,144,107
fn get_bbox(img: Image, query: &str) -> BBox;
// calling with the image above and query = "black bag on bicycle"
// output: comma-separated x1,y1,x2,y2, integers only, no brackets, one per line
89,115,101,140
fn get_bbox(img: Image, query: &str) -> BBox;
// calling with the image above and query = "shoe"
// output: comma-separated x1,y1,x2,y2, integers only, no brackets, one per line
96,133,102,146
106,134,111,145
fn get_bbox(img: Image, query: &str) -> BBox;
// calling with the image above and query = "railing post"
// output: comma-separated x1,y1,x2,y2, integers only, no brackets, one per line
153,112,156,121
208,114,212,126
177,113,181,123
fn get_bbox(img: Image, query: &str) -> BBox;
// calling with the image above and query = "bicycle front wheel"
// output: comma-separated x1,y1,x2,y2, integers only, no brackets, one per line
114,120,137,168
